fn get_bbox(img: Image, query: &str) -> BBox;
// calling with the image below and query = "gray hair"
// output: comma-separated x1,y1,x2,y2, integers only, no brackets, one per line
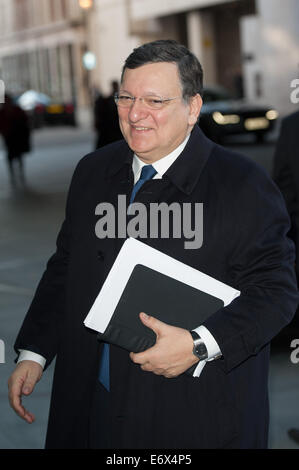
121,39,203,101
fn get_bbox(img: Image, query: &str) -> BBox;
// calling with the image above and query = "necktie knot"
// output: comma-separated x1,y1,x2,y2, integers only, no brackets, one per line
140,164,157,182
129,164,157,205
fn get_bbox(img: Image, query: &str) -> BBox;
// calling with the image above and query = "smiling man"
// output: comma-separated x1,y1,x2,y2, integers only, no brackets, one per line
117,61,201,162
8,40,298,449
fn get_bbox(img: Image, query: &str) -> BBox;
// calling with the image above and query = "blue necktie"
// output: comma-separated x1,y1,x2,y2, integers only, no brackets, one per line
98,164,157,391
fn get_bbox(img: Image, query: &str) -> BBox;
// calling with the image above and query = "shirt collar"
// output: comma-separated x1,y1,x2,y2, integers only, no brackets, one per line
132,134,190,184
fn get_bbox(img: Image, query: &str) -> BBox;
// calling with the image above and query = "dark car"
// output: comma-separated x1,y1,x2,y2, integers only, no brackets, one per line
198,86,278,143
16,90,76,128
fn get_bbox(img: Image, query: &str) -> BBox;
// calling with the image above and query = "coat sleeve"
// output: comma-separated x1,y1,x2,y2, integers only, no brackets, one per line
14,156,89,369
203,164,299,373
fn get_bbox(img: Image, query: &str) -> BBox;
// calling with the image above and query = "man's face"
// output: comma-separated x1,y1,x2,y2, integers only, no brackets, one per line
118,62,202,163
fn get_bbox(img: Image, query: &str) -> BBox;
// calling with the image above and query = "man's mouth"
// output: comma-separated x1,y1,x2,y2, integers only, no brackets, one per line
131,126,152,131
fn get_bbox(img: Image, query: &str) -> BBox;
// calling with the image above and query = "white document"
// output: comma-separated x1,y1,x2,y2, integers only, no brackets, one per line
84,237,240,333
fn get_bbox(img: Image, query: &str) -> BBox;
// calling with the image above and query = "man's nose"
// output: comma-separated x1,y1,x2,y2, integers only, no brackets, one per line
128,98,149,122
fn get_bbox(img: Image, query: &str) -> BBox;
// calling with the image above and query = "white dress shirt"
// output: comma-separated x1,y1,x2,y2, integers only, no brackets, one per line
18,133,222,376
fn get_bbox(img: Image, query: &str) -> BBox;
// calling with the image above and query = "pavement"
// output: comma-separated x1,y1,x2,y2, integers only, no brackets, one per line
0,125,298,449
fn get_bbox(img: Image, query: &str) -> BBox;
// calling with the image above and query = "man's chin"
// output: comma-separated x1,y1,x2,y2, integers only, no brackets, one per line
133,151,155,163
128,143,156,162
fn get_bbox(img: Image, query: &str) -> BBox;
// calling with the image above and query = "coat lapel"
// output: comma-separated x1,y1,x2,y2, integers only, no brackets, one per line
164,125,215,196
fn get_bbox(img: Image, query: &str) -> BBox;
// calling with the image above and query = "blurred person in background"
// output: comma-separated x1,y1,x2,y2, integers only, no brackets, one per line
0,94,31,186
273,110,299,285
273,110,299,446
94,80,123,149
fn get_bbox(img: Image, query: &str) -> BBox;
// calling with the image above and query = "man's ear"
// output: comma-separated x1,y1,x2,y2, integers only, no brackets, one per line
188,94,203,126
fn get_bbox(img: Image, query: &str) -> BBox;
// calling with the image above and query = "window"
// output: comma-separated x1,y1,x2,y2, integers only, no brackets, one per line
14,0,30,30
61,0,68,18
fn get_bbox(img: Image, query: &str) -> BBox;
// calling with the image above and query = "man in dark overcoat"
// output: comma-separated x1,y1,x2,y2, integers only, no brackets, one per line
0,94,31,185
273,110,299,282
272,109,299,444
8,40,299,449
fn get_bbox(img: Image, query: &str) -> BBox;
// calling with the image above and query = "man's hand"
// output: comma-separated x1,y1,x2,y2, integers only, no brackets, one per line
8,360,43,424
130,312,199,378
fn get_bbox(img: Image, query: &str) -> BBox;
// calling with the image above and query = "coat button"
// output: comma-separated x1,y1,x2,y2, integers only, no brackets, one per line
97,250,105,261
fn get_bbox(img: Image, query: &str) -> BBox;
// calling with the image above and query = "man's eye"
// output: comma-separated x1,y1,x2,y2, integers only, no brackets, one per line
119,95,133,101
146,98,164,108
148,99,163,104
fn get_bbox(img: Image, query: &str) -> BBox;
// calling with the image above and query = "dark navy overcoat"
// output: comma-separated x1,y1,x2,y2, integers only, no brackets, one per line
15,126,299,448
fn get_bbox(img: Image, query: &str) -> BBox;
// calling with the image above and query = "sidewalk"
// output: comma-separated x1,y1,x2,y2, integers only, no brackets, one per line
268,326,299,449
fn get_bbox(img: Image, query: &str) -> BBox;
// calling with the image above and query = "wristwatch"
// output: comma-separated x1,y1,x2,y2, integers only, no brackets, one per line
190,330,208,361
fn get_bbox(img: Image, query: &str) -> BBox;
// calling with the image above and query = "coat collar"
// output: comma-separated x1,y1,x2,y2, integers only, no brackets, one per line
106,144,133,179
164,125,215,195
106,125,215,195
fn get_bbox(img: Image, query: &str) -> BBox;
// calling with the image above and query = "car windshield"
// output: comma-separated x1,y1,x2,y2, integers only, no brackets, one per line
203,88,233,102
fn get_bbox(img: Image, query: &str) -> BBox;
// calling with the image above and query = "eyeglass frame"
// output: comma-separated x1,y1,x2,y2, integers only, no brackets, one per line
114,92,182,110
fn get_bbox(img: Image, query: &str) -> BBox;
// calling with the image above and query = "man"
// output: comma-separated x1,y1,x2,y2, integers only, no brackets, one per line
273,110,299,283
94,80,123,149
273,110,299,445
0,94,31,186
8,40,298,449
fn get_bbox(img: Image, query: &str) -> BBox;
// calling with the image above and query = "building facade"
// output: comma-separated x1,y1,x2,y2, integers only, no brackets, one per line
90,0,255,97
241,0,299,115
0,0,298,123
0,0,91,123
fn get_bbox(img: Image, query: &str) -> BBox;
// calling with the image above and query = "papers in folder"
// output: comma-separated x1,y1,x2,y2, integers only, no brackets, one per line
84,238,240,354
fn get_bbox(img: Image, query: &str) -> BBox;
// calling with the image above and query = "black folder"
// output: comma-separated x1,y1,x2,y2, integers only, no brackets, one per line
98,263,224,355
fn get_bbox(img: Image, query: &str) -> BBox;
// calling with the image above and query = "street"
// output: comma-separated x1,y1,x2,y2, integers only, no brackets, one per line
0,125,298,449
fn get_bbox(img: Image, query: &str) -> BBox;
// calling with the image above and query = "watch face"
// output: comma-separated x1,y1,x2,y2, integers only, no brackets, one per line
193,339,208,359
191,331,208,359
196,343,207,356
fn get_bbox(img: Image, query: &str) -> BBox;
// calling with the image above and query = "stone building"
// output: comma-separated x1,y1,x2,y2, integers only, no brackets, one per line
0,0,298,122
0,0,91,123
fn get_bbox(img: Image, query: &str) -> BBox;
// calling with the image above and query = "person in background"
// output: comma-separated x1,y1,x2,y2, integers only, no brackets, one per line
273,110,299,284
94,80,123,149
273,109,299,446
0,94,31,186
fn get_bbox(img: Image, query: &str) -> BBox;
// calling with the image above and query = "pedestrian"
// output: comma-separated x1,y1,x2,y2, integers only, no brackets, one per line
94,80,123,149
0,94,31,186
8,40,298,449
273,110,299,284
273,110,299,446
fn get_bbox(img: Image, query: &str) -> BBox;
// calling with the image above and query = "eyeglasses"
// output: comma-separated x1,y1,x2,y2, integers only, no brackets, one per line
114,93,181,110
